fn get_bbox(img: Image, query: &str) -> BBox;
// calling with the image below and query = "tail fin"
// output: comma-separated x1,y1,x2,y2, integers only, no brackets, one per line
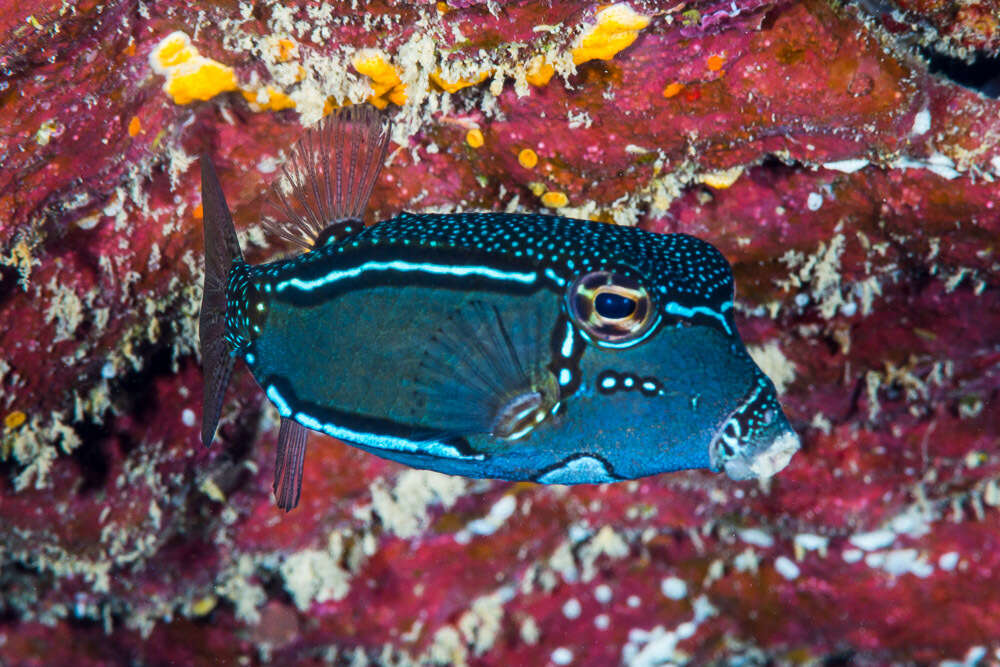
200,154,244,448
262,105,392,249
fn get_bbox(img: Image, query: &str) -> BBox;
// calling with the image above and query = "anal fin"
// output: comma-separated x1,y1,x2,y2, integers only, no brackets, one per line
263,105,392,249
274,417,308,511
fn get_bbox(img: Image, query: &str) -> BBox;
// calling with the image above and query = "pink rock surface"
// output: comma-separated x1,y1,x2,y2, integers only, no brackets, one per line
1,0,998,665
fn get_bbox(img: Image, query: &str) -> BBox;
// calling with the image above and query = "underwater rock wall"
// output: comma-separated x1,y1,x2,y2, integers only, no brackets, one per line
1,0,999,664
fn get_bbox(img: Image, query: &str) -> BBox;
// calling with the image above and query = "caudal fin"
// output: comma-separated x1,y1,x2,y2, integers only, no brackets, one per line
263,105,392,249
200,154,244,448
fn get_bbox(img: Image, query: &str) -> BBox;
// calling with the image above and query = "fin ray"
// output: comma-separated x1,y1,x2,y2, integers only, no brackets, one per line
274,417,308,511
411,299,555,440
200,155,243,448
200,336,235,447
263,106,392,249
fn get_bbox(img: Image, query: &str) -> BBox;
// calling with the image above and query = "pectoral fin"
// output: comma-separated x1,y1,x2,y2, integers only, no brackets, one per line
411,299,558,442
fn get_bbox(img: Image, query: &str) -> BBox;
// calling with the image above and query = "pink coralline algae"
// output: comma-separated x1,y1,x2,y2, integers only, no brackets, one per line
1,0,999,665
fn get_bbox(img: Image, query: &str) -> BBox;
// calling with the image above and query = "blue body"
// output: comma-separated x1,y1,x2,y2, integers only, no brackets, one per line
223,211,797,484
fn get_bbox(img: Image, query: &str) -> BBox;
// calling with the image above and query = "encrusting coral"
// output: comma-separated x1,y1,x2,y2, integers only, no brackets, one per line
1,0,999,664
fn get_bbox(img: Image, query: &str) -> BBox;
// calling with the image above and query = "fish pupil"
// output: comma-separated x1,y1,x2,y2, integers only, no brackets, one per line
594,292,636,319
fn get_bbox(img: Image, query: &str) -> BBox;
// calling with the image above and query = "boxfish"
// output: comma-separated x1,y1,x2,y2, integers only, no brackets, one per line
199,106,800,511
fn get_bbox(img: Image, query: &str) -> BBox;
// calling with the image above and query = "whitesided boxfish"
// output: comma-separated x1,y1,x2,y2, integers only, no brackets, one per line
200,106,800,510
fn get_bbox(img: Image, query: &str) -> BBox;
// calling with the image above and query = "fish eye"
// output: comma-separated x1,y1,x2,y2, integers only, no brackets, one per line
594,292,637,319
567,270,655,346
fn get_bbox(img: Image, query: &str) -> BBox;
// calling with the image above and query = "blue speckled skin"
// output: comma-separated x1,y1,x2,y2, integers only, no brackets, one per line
226,211,796,483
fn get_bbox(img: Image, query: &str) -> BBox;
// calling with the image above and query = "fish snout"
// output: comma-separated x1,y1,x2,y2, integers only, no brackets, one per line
709,374,801,481
720,428,800,481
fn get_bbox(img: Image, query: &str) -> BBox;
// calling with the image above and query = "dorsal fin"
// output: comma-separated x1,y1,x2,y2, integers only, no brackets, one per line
263,105,392,250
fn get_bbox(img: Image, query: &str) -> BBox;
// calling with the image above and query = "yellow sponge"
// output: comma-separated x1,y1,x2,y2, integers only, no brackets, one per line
242,86,296,112
525,55,555,87
430,68,492,94
572,4,650,66
149,32,238,105
354,49,408,108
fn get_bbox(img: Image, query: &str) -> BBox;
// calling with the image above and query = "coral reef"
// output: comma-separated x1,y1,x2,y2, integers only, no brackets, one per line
1,0,998,664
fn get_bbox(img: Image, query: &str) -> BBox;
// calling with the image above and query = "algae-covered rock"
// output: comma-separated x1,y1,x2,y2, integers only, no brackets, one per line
1,0,998,663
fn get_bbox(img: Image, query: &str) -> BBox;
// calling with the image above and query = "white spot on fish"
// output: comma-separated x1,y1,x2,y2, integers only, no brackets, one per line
182,409,195,427
806,192,823,211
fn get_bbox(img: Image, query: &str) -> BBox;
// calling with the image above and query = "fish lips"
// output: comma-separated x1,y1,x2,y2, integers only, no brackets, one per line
718,429,801,481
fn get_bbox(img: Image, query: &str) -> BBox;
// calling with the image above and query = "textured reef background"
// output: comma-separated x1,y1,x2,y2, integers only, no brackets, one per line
2,0,999,664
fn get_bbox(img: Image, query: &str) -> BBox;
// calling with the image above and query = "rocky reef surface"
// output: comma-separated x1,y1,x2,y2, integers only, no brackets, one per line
1,0,999,664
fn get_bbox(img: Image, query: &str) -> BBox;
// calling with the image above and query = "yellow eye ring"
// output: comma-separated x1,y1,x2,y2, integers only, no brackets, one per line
566,270,655,346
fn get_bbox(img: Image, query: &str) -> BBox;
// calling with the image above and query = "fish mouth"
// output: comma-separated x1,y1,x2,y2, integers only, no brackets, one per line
722,430,801,481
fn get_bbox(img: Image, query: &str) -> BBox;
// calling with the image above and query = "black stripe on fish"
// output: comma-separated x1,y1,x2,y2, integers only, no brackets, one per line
250,212,736,337
262,375,484,461
256,244,547,308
